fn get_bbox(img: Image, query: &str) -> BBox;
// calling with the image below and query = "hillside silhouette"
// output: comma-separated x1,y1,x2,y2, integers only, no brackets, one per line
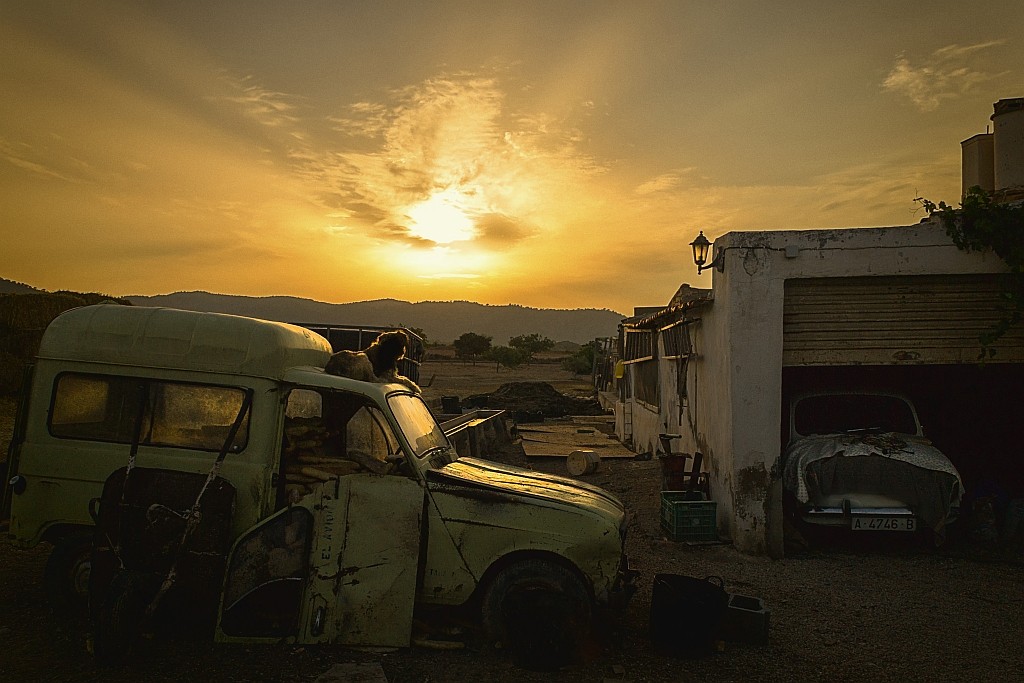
127,292,625,344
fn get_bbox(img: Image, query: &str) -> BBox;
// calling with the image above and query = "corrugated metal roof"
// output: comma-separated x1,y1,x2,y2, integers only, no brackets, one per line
624,290,712,329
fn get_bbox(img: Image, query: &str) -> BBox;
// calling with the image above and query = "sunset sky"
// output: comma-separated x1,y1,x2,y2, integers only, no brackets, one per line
2,1,1021,314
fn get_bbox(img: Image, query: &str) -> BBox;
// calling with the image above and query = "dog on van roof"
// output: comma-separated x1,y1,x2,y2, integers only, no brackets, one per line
324,330,421,393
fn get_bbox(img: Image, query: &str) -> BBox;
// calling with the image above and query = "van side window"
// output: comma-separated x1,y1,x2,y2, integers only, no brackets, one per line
144,382,251,450
49,373,250,452
280,389,404,504
50,374,141,442
347,406,400,464
284,388,322,419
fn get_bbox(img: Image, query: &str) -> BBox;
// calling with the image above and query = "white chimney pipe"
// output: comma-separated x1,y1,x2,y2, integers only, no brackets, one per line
961,132,994,196
992,97,1024,194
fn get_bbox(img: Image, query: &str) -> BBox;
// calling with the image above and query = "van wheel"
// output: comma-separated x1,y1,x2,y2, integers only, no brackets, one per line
480,559,592,670
92,570,156,665
44,530,93,613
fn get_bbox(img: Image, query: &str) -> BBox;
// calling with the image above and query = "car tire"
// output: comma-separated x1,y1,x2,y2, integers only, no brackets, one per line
92,570,157,665
43,530,94,613
480,558,592,670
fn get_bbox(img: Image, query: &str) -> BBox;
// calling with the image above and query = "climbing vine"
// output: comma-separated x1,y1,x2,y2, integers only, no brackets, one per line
917,186,1024,357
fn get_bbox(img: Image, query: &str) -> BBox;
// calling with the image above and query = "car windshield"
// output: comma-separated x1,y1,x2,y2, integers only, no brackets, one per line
387,393,453,465
794,394,918,437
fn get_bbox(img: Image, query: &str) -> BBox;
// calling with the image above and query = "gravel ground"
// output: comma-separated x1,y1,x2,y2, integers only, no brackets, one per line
2,367,1023,682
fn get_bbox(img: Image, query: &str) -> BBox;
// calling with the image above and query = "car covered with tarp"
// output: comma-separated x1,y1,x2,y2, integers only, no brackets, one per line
783,390,963,537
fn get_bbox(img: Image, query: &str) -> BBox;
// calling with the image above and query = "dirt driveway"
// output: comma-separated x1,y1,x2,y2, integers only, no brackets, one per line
2,363,1022,682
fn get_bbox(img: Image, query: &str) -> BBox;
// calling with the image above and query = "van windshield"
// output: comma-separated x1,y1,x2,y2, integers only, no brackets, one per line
388,394,453,465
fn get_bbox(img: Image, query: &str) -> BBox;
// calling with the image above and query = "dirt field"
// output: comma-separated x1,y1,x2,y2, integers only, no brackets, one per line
418,355,596,406
2,362,1023,682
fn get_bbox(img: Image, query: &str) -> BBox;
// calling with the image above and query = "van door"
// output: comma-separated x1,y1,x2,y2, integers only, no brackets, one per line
301,474,422,646
217,474,423,646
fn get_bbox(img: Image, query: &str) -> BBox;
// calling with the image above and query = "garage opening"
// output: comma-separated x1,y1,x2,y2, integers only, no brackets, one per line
782,364,1024,504
781,274,1024,541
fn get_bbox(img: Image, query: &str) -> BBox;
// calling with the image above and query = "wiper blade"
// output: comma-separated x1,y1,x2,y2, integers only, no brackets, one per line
843,426,884,435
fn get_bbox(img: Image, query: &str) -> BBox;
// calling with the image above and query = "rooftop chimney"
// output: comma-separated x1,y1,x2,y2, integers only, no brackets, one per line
961,132,994,196
992,97,1024,196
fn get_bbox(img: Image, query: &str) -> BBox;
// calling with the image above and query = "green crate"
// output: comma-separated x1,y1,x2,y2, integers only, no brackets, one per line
660,492,718,542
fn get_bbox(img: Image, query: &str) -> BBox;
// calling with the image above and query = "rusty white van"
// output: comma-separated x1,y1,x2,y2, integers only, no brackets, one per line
2,305,633,664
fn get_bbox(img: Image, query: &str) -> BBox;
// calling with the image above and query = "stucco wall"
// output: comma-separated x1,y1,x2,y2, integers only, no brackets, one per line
628,395,662,455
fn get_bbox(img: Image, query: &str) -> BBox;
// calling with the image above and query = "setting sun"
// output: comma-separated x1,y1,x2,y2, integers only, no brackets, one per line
405,191,476,244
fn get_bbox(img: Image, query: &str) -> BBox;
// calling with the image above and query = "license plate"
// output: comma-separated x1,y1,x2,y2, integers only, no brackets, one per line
851,516,915,531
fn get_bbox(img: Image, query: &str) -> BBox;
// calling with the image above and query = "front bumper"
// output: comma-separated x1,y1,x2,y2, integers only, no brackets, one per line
604,553,638,612
802,505,916,527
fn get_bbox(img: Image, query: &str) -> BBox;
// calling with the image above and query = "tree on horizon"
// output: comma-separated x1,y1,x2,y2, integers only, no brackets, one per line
508,333,554,364
453,332,492,364
486,345,526,372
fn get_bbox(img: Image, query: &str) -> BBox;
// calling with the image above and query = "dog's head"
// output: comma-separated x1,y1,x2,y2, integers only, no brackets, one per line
365,330,409,375
372,330,408,358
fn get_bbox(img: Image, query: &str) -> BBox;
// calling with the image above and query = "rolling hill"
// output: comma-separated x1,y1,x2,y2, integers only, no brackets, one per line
126,291,625,344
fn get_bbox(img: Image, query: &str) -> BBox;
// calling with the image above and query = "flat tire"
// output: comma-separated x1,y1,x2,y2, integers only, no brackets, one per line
43,530,93,613
480,558,592,669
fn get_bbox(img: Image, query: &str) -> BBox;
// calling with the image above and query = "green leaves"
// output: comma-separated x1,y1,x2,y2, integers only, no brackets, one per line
485,345,527,371
453,332,493,363
918,186,1024,358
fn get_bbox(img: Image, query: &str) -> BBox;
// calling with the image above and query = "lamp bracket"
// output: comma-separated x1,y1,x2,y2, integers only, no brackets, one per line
697,248,725,274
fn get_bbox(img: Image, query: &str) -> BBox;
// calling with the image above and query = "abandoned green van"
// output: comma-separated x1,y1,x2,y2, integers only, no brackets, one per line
3,304,633,662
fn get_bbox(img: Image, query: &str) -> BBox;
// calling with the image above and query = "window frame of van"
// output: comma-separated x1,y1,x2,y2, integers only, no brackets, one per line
47,371,254,453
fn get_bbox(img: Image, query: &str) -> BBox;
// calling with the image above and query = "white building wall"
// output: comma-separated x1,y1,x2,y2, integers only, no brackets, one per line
656,334,683,445
630,400,662,455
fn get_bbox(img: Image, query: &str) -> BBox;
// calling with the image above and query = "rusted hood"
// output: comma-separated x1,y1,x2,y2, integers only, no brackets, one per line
427,457,625,520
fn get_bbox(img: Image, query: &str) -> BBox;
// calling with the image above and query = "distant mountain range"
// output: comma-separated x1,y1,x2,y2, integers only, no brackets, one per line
1,277,625,343
126,291,625,344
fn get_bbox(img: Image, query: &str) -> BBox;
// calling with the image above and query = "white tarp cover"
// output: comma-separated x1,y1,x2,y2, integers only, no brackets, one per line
784,432,963,505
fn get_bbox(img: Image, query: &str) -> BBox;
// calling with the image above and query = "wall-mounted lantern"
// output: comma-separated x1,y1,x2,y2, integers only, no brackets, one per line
690,231,724,274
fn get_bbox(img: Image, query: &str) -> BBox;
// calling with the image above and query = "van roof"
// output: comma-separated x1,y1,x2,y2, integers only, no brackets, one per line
38,305,332,379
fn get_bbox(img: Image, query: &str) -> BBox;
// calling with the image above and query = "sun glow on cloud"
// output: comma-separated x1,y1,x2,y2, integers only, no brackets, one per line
404,189,476,244
387,244,493,282
882,41,1007,111
313,72,612,293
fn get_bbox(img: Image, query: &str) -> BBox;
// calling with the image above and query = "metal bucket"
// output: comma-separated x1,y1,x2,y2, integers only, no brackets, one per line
566,449,600,476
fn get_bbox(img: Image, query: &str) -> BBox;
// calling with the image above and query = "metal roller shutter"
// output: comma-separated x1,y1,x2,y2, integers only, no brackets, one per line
783,275,1024,365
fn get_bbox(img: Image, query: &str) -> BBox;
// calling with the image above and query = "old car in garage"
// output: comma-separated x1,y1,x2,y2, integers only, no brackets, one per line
783,390,963,538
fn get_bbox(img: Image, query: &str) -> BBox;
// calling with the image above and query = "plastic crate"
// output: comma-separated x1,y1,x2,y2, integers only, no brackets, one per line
661,492,718,542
